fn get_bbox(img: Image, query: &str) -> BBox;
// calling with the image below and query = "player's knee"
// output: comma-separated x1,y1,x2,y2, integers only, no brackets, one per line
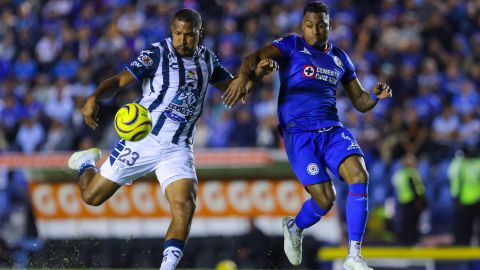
81,190,104,206
170,197,196,218
348,169,369,184
317,192,336,209
310,189,336,210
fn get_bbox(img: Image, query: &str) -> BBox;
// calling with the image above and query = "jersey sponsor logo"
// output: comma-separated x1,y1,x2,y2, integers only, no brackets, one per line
303,65,315,78
300,47,311,55
140,50,154,55
164,83,199,123
307,163,319,175
302,64,339,84
333,56,343,67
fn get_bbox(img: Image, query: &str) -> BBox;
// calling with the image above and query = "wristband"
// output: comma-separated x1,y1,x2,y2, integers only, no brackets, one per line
370,92,379,102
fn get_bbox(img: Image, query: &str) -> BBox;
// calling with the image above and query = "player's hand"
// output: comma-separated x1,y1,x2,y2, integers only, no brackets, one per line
373,82,392,100
81,96,99,130
222,74,249,108
255,59,278,77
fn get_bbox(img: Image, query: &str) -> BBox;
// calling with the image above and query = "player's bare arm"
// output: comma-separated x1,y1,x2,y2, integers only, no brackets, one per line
216,58,278,104
81,70,136,130
343,79,392,113
223,45,282,107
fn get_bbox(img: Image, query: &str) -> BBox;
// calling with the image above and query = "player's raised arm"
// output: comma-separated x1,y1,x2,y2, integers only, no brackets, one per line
82,46,161,130
81,70,136,130
222,45,282,107
343,79,392,113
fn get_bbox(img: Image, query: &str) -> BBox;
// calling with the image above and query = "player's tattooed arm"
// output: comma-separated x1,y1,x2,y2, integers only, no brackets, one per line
81,70,136,129
344,79,392,113
223,45,282,107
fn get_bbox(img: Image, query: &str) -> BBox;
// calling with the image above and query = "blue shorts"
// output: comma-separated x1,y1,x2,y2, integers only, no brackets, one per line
282,126,364,186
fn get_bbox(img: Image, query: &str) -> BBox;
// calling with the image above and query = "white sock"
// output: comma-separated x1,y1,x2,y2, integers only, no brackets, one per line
160,246,183,270
348,240,361,257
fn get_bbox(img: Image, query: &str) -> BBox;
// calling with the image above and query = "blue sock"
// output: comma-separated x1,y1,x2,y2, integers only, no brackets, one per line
294,198,329,229
164,238,185,251
78,160,97,177
346,183,368,242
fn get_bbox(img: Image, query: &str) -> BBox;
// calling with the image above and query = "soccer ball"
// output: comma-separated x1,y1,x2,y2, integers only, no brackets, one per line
114,103,152,141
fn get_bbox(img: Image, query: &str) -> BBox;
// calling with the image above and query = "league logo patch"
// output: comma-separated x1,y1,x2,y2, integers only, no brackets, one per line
334,56,343,67
138,55,153,67
303,65,315,78
130,61,142,68
307,163,319,175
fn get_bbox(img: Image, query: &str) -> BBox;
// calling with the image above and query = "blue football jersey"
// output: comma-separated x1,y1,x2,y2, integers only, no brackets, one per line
271,34,357,132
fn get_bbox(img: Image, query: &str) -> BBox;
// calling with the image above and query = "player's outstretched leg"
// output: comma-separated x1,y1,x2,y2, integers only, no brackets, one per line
68,148,101,172
68,148,120,206
160,179,196,270
283,183,333,266
339,155,372,270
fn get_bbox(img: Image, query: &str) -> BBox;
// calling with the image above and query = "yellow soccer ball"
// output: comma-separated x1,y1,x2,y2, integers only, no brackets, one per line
114,103,152,141
215,260,237,270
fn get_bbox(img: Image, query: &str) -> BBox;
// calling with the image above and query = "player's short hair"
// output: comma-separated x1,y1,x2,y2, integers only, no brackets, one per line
304,1,329,16
173,8,202,29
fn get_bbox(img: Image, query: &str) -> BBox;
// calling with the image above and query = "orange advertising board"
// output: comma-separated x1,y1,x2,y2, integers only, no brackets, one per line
29,180,312,219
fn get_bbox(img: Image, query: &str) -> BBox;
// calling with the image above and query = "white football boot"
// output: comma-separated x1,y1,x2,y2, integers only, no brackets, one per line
68,148,101,170
343,255,373,270
282,217,303,266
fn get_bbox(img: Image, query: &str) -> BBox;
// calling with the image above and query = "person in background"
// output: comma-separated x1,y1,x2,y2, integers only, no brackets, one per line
448,145,480,245
392,153,426,246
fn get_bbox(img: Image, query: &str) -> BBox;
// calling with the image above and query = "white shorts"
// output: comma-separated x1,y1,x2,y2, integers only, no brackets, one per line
100,135,197,193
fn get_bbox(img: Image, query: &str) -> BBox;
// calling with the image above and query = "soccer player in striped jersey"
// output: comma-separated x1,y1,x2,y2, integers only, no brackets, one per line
223,2,392,270
67,8,275,270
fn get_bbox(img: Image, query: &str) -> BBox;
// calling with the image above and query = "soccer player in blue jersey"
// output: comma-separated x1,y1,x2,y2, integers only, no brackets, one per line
223,2,392,270
67,9,274,270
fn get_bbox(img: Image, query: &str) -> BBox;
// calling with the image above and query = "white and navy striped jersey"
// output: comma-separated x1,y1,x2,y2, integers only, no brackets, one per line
126,37,233,147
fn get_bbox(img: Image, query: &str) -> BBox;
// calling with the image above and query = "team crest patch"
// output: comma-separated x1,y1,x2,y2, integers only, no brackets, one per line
139,55,153,66
333,56,342,67
307,163,319,175
187,70,196,80
303,65,315,78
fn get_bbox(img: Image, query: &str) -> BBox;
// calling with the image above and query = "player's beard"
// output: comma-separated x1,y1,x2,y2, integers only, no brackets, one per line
175,45,193,57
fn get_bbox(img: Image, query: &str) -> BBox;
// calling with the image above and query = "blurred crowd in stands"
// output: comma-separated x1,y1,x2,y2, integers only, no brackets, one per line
0,0,480,267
